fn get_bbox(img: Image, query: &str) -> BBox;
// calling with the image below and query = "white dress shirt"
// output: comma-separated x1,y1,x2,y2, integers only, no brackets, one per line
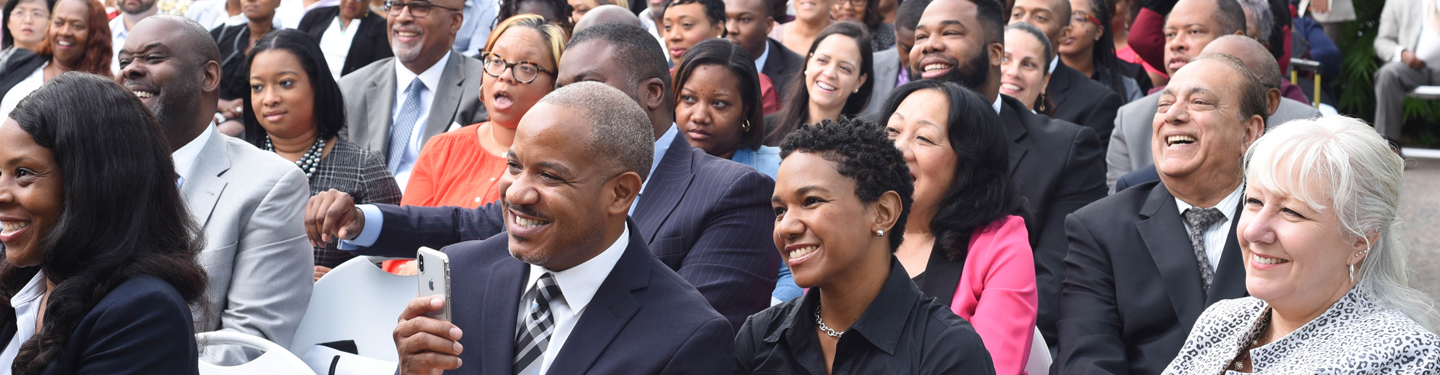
388,52,451,191
342,124,672,250
0,62,45,119
0,271,46,374
637,8,670,64
1174,184,1243,271
172,122,216,188
186,0,248,30
274,0,339,29
754,42,771,73
518,226,629,375
110,17,129,74
319,16,362,81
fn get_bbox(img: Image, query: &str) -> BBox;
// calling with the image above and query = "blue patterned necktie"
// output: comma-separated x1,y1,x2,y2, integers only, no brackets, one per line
1183,207,1225,294
514,272,563,375
387,77,427,173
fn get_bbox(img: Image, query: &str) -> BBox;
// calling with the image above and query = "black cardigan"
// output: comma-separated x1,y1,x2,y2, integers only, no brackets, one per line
296,6,393,77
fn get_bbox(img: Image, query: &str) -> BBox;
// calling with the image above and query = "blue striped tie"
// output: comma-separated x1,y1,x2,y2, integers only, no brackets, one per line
387,78,427,173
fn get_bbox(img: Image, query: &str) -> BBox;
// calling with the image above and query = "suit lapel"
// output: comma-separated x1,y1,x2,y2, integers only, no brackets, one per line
365,60,396,153
422,51,467,143
634,136,696,243
1206,198,1249,305
998,97,1030,175
547,221,650,374
182,130,231,227
1135,183,1207,325
478,256,527,375
1048,61,1076,107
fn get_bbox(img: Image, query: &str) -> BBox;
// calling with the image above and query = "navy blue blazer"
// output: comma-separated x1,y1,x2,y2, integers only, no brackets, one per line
0,276,199,374
356,135,779,331
445,219,733,375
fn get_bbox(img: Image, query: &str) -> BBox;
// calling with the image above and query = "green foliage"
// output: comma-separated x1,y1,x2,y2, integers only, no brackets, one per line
1335,0,1440,146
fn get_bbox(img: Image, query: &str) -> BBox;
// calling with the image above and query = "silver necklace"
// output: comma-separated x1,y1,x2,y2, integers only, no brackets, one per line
815,307,843,338
264,135,325,179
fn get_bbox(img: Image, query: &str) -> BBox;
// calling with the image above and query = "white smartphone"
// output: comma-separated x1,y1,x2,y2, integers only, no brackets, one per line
416,247,451,322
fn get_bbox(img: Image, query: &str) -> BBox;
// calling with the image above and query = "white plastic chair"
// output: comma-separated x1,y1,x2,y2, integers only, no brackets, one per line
1024,326,1052,375
1408,86,1440,100
197,331,317,374
288,256,417,363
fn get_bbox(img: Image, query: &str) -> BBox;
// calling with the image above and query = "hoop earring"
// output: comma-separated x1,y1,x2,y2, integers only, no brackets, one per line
741,120,751,132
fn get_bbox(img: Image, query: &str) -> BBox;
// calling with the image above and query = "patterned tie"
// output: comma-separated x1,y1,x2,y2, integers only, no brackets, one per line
514,273,563,375
1183,207,1226,294
387,78,428,174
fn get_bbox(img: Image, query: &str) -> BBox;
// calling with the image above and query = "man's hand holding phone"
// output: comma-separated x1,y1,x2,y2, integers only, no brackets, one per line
394,297,464,375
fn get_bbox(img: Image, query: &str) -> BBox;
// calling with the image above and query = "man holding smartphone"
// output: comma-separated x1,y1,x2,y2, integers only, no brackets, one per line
391,82,733,375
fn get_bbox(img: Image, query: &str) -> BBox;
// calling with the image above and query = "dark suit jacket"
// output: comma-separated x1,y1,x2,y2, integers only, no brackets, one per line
355,135,779,331
1048,61,1124,145
446,219,733,375
762,38,804,100
998,95,1107,351
1056,181,1248,375
1114,165,1160,193
0,276,199,374
338,51,488,159
296,7,393,77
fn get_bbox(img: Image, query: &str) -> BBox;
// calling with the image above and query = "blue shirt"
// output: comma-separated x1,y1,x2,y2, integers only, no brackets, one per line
730,146,781,180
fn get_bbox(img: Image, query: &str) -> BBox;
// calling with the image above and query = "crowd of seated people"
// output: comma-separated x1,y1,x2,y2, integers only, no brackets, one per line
0,0,1436,373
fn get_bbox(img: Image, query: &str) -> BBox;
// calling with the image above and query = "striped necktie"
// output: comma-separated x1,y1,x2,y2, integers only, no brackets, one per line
387,77,427,173
514,272,563,375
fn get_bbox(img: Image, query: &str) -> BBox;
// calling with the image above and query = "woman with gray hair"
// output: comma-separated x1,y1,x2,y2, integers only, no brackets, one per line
1163,116,1440,374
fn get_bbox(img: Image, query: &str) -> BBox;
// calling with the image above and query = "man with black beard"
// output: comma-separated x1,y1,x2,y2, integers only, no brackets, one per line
116,15,314,364
904,0,1107,351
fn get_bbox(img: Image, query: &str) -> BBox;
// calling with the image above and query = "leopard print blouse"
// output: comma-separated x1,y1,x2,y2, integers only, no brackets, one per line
1163,288,1440,374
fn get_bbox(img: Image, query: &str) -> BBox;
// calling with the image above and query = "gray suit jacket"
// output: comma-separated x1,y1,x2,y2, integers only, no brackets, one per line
339,50,487,158
860,47,901,120
1375,0,1424,61
183,129,314,363
1105,93,1320,191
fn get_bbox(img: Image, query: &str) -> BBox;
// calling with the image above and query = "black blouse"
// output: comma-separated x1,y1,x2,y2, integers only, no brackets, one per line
733,258,996,375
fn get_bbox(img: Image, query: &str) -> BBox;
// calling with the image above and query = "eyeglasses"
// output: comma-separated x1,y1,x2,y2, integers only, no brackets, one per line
384,0,460,18
481,53,554,83
836,0,867,7
1071,13,1101,27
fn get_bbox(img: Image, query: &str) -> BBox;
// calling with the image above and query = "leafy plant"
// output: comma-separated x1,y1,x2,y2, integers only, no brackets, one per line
1334,0,1440,146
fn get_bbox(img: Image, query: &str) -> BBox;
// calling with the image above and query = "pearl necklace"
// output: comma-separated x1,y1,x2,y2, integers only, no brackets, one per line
264,135,325,179
815,307,844,338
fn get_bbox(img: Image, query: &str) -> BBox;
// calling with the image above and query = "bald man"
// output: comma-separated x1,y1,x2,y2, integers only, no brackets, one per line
391,82,732,375
574,4,642,32
117,16,314,364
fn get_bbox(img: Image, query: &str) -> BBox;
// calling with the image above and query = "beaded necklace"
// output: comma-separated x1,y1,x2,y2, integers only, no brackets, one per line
264,135,325,179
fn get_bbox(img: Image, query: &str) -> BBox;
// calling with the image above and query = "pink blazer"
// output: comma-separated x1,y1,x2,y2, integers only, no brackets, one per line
950,215,1038,375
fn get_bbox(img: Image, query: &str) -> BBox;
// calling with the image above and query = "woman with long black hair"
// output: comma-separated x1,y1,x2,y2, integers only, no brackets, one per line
1058,0,1148,101
0,72,208,373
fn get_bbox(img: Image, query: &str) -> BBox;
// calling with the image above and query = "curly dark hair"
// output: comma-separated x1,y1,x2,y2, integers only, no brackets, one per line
779,117,913,251
881,79,1025,262
1,72,208,374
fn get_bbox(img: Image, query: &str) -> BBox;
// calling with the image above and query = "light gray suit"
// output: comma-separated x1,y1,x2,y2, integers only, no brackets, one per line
339,50,488,158
1105,93,1320,191
860,47,902,120
1373,0,1435,141
183,129,314,363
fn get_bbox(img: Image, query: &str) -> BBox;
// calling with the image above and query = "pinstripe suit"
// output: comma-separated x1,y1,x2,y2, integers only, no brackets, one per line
352,135,779,331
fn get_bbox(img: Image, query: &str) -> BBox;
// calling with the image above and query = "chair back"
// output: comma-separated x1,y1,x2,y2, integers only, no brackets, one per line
288,257,417,363
197,331,317,374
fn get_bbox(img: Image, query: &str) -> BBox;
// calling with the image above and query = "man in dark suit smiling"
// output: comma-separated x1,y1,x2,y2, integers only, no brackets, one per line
305,23,779,331
391,81,732,375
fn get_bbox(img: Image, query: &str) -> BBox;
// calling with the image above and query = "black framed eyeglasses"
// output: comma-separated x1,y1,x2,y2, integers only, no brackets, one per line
480,52,555,84
383,0,461,18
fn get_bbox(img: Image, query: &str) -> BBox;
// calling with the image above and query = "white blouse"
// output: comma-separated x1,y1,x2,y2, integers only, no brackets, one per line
0,271,47,375
1164,288,1440,374
0,62,46,120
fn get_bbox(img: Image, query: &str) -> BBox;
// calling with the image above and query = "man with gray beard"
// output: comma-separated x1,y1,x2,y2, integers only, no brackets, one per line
339,0,487,191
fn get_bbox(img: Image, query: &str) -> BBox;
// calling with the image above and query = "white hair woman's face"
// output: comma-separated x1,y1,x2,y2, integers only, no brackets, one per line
1238,181,1371,310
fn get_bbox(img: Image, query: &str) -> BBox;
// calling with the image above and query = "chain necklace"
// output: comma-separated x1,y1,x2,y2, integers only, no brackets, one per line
1230,310,1272,371
264,135,325,179
815,307,844,338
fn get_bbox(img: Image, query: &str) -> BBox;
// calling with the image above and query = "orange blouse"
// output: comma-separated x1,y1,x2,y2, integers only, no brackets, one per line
401,122,508,208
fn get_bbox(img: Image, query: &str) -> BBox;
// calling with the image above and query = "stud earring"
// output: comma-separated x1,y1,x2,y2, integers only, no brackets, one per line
875,229,884,237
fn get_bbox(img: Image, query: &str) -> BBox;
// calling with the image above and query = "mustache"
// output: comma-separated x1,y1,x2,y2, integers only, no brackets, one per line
503,200,551,221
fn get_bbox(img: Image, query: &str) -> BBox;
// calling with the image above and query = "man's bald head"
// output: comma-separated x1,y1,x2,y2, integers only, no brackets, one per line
537,81,656,181
1202,35,1277,88
573,5,642,33
134,15,221,66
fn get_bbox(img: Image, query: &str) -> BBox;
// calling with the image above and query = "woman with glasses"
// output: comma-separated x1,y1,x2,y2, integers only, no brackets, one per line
1057,0,1146,101
213,0,281,136
402,14,565,208
0,0,54,67
830,0,892,51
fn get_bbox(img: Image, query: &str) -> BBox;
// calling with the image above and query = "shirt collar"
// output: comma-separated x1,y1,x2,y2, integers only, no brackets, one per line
768,257,921,356
523,226,630,314
1175,183,1245,220
11,271,45,308
1049,55,1059,74
109,17,128,39
394,51,452,92
754,42,771,73
992,95,1002,114
172,121,216,184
